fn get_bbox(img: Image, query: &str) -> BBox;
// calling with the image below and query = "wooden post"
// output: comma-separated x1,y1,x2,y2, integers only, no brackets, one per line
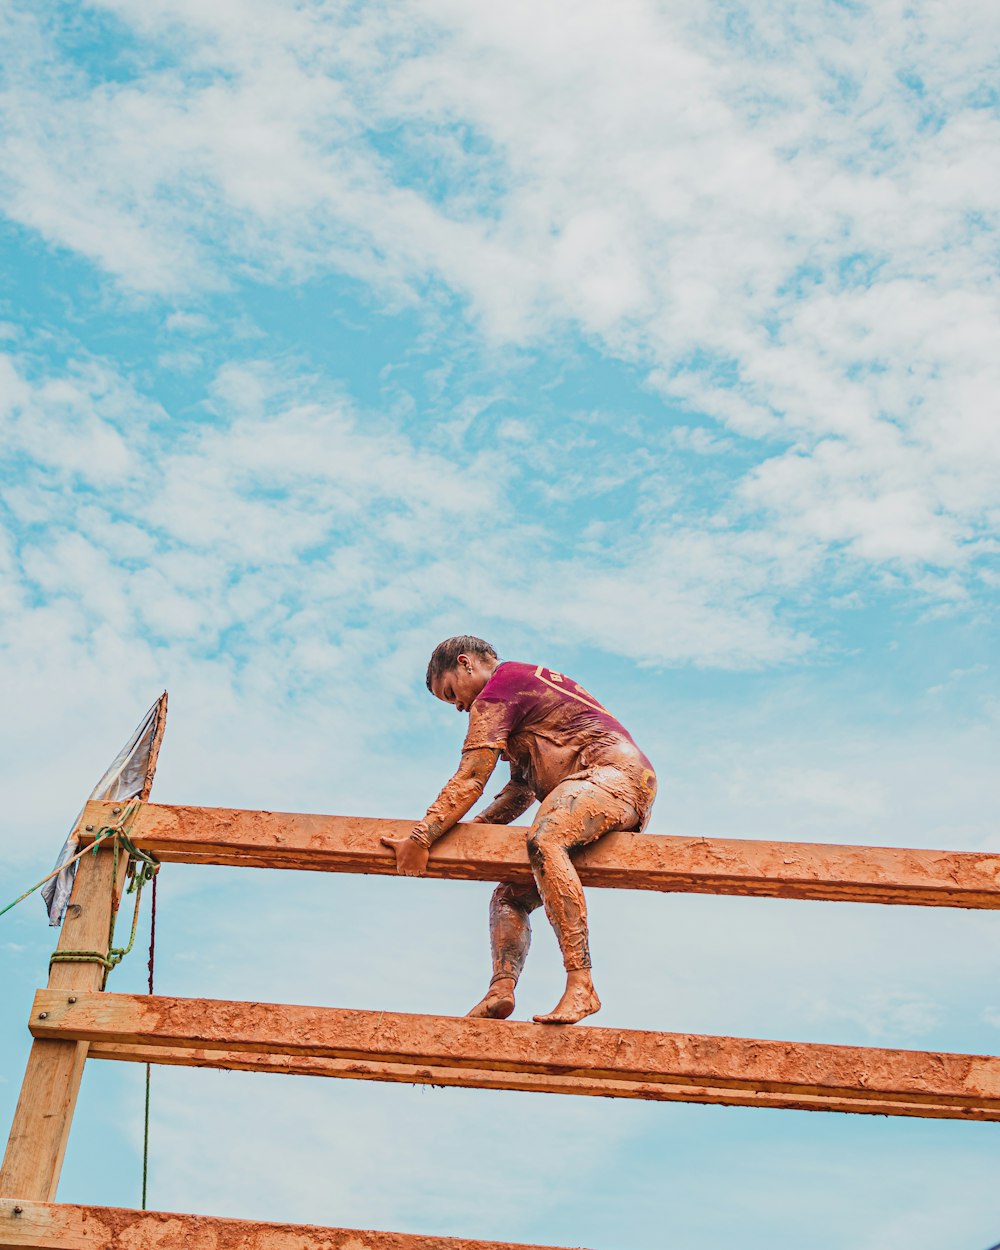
0,838,128,1201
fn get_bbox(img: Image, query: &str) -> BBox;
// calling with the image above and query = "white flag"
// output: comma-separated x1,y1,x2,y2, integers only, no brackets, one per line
41,692,168,926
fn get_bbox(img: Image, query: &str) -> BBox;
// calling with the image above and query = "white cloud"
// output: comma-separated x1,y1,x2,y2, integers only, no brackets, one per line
810,990,943,1043
0,347,815,714
1,1,998,595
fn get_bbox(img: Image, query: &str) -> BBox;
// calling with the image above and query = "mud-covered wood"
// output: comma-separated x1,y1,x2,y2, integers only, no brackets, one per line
85,1040,998,1119
0,1200,569,1249
31,990,1000,1121
78,800,1000,908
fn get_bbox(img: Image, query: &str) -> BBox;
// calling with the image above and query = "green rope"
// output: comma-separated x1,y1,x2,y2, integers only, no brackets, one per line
1,799,158,925
47,801,160,987
49,874,146,978
142,1062,152,1208
0,830,115,920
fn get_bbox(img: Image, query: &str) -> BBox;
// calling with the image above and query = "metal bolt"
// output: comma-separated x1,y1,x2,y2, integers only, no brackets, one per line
38,1012,48,1020
85,824,94,832
12,1206,22,1216
68,997,77,1004
112,807,121,816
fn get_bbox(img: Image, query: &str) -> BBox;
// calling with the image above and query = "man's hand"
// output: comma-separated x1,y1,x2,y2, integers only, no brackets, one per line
387,749,501,875
381,833,431,877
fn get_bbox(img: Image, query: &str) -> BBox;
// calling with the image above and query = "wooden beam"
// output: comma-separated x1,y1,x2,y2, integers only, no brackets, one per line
30,991,1000,1122
85,1041,1000,1121
0,847,129,1203
0,1200,569,1250
79,799,1000,909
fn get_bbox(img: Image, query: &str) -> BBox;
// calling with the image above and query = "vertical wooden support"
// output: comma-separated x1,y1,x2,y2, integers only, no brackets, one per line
0,839,128,1201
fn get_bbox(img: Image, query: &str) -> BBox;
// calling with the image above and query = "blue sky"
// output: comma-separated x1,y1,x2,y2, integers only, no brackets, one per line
1,1,999,1247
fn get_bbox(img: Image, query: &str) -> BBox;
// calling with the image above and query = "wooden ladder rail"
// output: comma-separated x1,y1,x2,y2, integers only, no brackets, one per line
28,988,1000,1122
85,798,1000,908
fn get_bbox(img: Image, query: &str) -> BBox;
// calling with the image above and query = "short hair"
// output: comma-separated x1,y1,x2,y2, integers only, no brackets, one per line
426,635,498,691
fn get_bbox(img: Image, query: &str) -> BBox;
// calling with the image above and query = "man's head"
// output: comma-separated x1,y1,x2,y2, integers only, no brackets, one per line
426,635,499,712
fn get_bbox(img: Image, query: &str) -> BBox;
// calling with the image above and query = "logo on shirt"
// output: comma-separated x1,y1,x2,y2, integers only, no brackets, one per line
534,666,610,714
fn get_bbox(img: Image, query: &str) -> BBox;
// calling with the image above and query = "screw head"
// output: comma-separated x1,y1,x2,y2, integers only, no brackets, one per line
68,996,77,1004
85,824,94,832
12,1206,23,1216
112,807,122,816
38,1011,48,1020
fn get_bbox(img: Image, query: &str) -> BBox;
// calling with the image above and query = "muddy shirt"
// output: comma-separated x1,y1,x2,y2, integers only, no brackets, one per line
462,662,657,827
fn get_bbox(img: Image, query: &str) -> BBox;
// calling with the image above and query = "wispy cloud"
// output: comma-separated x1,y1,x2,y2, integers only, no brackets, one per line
1,347,812,683
1,1,997,601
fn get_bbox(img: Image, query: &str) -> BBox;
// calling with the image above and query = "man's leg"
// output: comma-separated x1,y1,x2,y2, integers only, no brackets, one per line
467,882,541,1019
527,781,639,1024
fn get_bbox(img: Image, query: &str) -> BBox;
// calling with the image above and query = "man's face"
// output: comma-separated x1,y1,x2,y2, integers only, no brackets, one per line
431,654,492,713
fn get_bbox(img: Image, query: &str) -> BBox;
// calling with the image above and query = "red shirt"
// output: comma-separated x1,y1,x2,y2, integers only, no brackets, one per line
462,662,657,826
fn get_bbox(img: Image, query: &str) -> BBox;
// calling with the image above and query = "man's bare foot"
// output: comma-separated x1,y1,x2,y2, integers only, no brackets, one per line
533,972,601,1024
466,977,516,1020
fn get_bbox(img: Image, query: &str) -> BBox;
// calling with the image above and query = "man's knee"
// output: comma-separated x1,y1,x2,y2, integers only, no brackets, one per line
526,821,576,862
525,831,549,862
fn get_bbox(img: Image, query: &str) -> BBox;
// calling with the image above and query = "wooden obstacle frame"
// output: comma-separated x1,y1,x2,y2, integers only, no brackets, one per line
3,797,1000,1249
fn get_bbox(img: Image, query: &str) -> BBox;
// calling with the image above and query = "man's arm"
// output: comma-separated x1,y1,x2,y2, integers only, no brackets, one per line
381,747,501,876
473,776,536,826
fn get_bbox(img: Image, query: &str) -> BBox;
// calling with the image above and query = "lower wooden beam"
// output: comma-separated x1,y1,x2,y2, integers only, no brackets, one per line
30,990,1000,1122
78,799,1000,909
86,1041,997,1120
0,1200,568,1249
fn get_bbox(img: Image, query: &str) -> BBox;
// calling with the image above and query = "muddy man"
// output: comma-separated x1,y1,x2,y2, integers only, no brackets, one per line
382,636,657,1025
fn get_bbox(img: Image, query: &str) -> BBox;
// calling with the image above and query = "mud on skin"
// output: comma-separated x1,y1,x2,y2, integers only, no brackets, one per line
384,643,658,1024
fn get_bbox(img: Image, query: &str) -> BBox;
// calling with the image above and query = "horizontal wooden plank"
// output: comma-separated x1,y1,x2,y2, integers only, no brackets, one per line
0,1200,567,1249
31,991,1000,1121
86,1041,1000,1120
79,800,1000,908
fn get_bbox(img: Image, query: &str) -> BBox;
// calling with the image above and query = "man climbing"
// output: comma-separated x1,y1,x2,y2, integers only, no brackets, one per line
381,636,657,1025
